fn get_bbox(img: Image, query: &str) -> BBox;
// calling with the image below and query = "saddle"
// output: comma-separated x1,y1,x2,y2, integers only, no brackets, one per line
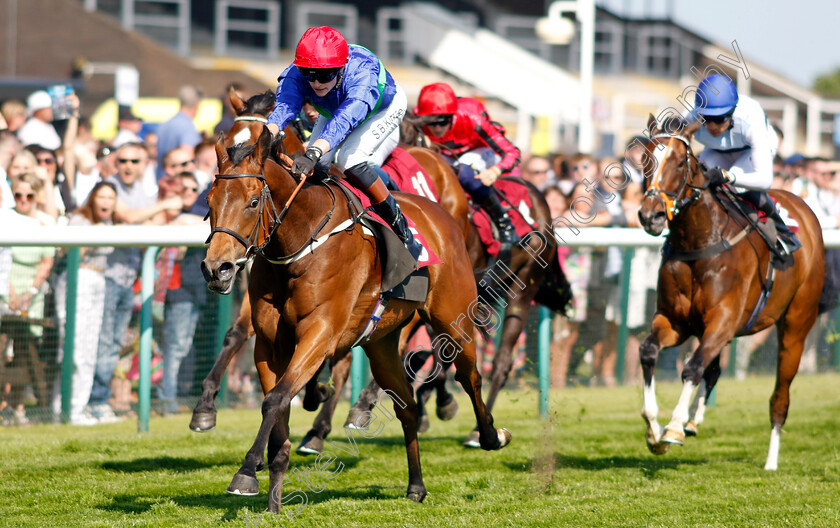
723,188,801,271
469,179,536,259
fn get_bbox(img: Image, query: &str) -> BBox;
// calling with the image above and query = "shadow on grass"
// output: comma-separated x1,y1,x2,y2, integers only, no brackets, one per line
100,455,237,473
504,453,707,478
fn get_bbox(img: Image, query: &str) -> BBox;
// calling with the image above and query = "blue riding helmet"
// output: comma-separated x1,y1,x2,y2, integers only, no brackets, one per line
695,74,739,116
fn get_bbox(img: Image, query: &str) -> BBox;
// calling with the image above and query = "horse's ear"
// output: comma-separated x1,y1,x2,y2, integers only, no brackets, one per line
681,120,701,140
215,133,232,170
256,126,272,164
229,86,247,116
647,113,660,135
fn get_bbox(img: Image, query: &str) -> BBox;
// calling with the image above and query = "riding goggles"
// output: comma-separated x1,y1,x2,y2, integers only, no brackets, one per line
429,115,453,127
701,111,734,125
297,66,342,84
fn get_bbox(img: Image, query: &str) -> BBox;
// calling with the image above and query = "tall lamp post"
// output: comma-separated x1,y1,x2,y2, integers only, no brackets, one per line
537,0,596,154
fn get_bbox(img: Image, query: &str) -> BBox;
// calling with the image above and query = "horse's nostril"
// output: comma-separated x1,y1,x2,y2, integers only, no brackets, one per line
217,261,235,279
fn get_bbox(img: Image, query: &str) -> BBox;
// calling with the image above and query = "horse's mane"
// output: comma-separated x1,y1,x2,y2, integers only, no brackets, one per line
226,142,258,167
244,90,276,117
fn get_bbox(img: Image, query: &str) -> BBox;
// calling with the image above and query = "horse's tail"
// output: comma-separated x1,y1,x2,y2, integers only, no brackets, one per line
534,251,573,316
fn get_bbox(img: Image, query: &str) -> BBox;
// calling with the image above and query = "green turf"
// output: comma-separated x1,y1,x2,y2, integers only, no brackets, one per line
2,374,839,527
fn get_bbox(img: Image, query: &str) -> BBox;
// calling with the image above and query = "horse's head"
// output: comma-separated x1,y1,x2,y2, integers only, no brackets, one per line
200,102,279,294
638,115,702,235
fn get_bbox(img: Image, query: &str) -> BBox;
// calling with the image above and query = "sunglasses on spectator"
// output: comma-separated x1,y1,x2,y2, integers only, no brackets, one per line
182,185,199,193
529,168,549,174
701,113,733,125
572,163,591,171
14,192,35,201
429,115,453,127
297,67,341,83
37,157,56,165
118,158,142,165
168,159,194,168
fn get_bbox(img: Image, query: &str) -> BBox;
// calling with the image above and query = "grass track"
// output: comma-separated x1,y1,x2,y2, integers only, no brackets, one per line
2,374,839,527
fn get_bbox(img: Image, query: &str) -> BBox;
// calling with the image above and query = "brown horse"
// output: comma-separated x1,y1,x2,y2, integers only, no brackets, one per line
201,102,510,512
637,117,824,470
189,90,470,435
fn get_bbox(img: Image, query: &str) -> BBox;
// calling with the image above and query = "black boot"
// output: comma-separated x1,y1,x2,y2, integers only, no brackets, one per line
372,194,423,261
478,192,518,250
741,191,800,262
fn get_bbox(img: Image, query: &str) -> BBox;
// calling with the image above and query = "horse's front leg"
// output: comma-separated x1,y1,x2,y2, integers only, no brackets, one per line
685,355,721,437
662,316,733,446
640,314,685,454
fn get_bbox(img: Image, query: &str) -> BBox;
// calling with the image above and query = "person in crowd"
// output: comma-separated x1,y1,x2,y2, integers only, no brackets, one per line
1,172,57,424
549,153,574,196
688,73,796,260
265,26,422,259
1,100,27,133
156,85,203,179
160,146,196,191
26,146,66,220
111,106,143,148
413,81,520,254
88,142,182,423
157,172,206,414
52,181,117,425
17,90,62,151
520,154,553,191
193,139,216,192
0,130,21,208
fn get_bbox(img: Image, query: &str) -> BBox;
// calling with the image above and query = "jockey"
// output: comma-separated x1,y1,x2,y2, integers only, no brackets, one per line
266,26,422,259
413,82,520,252
689,73,798,258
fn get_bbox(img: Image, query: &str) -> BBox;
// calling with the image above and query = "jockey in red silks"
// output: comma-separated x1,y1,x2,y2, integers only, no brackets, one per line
414,82,521,252
266,26,422,260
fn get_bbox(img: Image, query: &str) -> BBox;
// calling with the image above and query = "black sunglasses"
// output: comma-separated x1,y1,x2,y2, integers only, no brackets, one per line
429,115,453,127
297,67,341,84
702,112,733,125
37,157,56,165
118,158,141,164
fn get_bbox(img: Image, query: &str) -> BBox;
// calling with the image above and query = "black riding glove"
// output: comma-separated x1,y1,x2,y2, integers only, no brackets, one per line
705,167,732,188
292,147,322,176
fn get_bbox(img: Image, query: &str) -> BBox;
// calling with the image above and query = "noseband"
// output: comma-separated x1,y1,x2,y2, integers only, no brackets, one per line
644,133,701,221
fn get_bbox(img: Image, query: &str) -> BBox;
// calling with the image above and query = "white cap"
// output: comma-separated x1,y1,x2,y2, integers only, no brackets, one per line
26,90,52,114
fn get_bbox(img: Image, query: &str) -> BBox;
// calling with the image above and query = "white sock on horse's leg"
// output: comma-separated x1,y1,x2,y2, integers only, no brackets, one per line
667,380,696,431
764,424,781,470
641,377,663,442
688,379,707,425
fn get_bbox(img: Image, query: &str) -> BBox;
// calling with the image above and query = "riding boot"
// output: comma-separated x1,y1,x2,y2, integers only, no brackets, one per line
477,192,518,251
740,190,800,264
371,193,423,261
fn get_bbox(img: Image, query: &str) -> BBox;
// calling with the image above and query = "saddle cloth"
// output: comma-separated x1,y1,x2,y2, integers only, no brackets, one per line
470,178,539,258
382,147,440,203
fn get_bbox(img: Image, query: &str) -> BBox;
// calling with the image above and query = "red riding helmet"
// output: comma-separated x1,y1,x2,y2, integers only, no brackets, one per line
414,83,458,116
293,26,349,69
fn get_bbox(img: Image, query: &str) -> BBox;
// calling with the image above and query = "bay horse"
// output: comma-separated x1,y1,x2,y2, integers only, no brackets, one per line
637,117,824,470
201,104,511,512
189,90,470,435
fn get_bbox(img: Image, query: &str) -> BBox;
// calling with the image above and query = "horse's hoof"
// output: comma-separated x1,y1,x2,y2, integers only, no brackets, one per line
406,487,427,503
344,407,369,430
462,429,481,449
226,473,259,496
418,414,430,434
189,411,216,432
297,430,323,456
661,427,685,446
435,398,459,421
496,428,512,449
645,428,670,455
684,421,699,437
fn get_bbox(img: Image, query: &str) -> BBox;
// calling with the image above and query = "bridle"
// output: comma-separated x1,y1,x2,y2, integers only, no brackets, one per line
205,115,342,266
643,133,703,221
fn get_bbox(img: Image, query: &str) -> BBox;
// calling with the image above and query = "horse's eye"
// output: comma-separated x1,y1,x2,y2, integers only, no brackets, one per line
249,198,259,208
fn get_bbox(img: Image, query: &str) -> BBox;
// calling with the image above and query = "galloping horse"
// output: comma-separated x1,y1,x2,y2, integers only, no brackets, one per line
201,101,510,512
189,90,469,434
637,117,824,470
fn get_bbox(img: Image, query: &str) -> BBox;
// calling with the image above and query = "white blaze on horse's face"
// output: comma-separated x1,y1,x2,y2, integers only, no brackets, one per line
650,141,672,189
233,128,252,146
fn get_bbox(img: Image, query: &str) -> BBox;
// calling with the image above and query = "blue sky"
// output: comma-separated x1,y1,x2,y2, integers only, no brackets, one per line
598,0,840,88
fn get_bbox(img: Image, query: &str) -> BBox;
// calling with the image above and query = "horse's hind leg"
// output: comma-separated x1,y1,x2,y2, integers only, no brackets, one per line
765,298,817,470
298,352,352,455
685,355,721,437
363,334,427,502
